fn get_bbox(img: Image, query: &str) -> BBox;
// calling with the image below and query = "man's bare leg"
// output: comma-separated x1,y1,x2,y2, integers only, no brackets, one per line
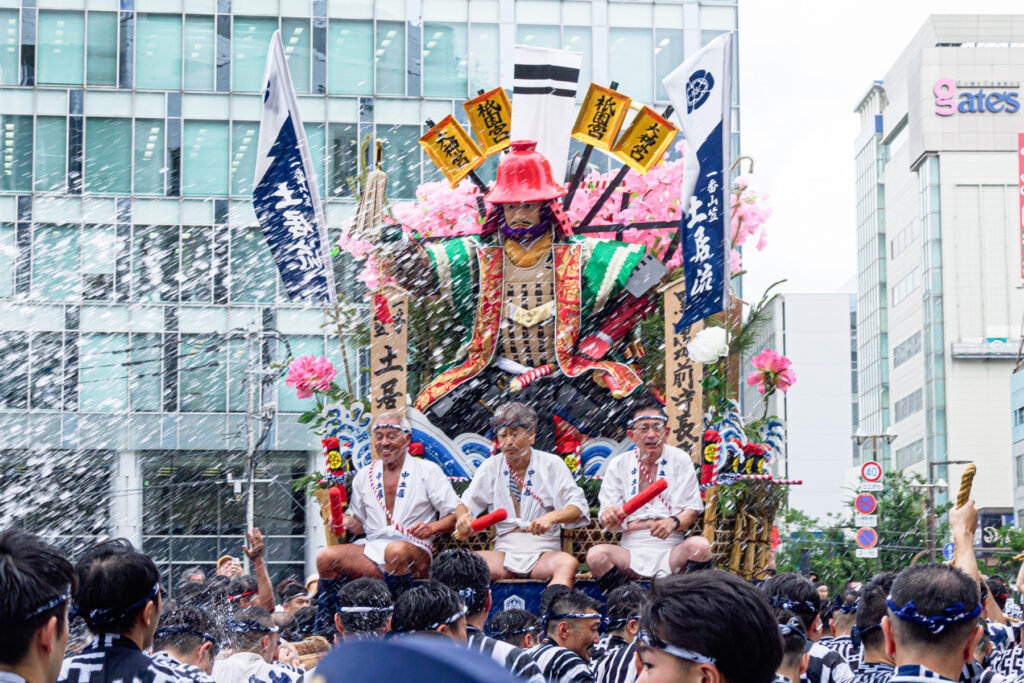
476,550,517,581
316,544,382,580
585,544,638,579
668,535,713,574
384,541,433,578
531,551,579,587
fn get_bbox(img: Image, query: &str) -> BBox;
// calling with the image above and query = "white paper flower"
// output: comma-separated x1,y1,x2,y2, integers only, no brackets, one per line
687,326,729,364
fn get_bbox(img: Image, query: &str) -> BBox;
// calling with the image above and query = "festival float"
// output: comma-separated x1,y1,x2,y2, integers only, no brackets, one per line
285,41,799,605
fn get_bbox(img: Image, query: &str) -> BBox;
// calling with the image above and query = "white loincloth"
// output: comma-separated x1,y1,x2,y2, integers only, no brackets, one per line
621,530,686,578
495,530,561,576
355,530,431,569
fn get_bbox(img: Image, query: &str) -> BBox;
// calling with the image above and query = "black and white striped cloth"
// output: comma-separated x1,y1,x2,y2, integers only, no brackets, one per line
803,641,856,683
150,652,215,683
590,634,628,667
58,634,194,683
465,625,545,683
526,641,595,683
594,640,636,683
853,662,894,683
823,636,863,672
892,665,970,682
511,46,582,182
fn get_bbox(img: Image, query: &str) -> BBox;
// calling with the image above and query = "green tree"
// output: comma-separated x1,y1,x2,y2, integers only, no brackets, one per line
775,471,949,592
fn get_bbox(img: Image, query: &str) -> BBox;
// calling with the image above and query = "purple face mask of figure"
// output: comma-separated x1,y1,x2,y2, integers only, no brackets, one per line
500,203,550,243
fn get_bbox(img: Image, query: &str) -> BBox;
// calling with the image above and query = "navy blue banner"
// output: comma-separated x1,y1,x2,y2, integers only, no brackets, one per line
253,113,334,303
675,121,728,332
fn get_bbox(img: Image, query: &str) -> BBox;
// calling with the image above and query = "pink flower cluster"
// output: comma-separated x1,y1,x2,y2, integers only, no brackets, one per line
730,174,772,273
285,355,337,399
332,141,773,289
746,349,796,395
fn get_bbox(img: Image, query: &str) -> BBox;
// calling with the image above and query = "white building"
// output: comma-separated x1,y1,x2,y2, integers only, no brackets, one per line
741,293,857,519
853,15,1024,516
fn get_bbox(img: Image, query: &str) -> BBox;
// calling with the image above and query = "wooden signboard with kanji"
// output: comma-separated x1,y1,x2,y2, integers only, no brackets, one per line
369,283,410,440
664,278,703,462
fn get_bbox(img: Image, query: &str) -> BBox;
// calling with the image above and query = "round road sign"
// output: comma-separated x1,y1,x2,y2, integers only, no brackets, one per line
856,527,879,549
943,542,955,561
861,461,883,482
855,493,877,515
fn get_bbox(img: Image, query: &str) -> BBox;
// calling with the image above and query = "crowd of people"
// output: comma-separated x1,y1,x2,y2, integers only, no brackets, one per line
5,401,1024,683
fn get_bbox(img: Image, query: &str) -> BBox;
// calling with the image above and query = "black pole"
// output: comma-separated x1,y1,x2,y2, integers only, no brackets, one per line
574,164,629,233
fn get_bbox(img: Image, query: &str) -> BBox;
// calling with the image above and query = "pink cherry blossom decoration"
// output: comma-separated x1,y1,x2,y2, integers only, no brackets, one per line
286,355,337,399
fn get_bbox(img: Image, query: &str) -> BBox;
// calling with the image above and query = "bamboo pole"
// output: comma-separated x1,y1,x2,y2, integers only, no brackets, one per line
703,486,720,546
728,513,745,574
742,514,758,580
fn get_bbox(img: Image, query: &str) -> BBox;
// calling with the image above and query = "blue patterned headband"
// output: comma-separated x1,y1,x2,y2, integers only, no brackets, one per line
778,617,807,641
885,597,981,634
154,624,219,649
225,618,278,634
832,596,859,614
85,582,160,629
768,595,817,616
5,584,72,625
850,623,881,648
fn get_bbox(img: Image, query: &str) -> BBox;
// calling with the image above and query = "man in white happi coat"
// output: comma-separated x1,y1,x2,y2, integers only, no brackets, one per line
587,405,711,592
454,402,589,587
315,412,459,604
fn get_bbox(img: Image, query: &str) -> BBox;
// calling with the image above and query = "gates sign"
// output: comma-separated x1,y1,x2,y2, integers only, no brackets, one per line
934,79,1021,116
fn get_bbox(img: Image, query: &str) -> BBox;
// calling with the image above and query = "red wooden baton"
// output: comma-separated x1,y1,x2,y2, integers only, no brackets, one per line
329,485,346,534
471,508,508,532
622,479,668,515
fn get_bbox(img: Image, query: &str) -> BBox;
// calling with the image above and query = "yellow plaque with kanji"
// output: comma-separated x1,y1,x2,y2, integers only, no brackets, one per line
419,115,487,187
463,87,512,156
611,106,679,174
571,84,632,151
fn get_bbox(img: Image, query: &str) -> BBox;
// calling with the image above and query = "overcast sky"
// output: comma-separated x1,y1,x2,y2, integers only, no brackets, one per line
738,0,1022,302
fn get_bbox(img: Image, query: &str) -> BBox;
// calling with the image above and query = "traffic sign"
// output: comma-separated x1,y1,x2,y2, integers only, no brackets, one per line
855,493,877,515
856,527,879,549
861,461,883,482
855,514,878,527
860,482,883,491
943,542,955,561
856,548,879,559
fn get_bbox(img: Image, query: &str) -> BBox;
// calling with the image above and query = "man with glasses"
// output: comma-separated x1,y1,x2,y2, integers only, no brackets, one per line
315,412,460,628
454,402,589,588
587,405,711,593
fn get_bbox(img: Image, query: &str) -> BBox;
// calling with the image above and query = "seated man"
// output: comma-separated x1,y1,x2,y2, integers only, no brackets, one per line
455,402,589,587
526,590,602,683
0,529,77,683
881,564,984,683
587,405,711,590
315,412,459,624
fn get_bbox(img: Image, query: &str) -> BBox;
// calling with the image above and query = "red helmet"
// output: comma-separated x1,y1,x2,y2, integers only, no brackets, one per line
485,140,567,204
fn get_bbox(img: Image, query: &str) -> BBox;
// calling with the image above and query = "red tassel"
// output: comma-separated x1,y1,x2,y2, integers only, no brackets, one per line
374,292,393,324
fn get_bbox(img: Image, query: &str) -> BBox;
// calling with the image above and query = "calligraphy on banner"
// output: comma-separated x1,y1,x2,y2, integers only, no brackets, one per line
419,115,487,187
664,278,703,460
369,284,409,435
463,87,512,156
611,106,679,174
571,83,632,150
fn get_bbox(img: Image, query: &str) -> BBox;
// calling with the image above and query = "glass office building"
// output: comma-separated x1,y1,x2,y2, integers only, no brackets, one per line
0,0,739,586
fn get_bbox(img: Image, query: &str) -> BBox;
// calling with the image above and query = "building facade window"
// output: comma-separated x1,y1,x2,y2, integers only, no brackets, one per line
37,11,85,86
609,28,654,104
891,267,920,306
893,331,922,368
232,17,277,93
328,20,373,95
0,10,17,86
184,16,216,91
2,114,32,192
86,12,118,86
895,438,924,469
136,14,183,90
34,117,67,193
894,388,923,422
85,118,131,195
423,22,467,97
134,119,166,196
375,21,405,95
183,121,229,197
